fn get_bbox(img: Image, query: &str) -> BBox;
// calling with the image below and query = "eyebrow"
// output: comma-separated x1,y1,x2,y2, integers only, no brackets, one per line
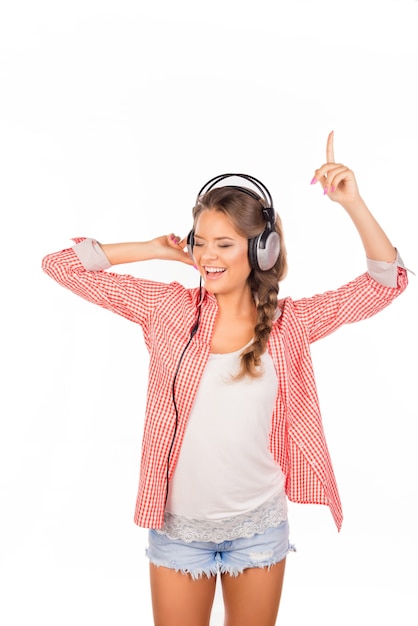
193,235,235,241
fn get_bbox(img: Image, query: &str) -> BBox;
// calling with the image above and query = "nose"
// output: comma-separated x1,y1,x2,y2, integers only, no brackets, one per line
199,243,218,262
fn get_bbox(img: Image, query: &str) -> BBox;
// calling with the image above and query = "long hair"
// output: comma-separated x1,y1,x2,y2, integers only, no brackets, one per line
192,186,288,379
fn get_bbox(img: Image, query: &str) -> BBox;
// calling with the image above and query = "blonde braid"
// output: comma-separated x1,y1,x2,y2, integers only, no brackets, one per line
235,269,279,380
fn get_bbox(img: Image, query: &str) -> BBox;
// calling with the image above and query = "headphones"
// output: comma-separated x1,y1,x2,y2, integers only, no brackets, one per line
187,173,281,272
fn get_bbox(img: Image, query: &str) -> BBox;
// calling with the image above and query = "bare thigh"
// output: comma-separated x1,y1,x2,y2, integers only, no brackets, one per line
221,559,286,626
149,563,217,626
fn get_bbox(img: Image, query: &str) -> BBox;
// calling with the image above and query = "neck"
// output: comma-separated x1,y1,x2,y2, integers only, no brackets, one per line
214,287,256,318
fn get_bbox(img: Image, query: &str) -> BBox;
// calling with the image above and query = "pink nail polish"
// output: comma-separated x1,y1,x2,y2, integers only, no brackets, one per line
323,187,328,195
331,185,336,193
310,177,317,185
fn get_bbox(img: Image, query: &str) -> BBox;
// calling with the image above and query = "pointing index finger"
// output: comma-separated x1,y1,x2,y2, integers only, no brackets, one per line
326,130,335,163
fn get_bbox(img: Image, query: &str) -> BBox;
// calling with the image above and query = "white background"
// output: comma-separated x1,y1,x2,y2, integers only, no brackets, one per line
1,1,417,624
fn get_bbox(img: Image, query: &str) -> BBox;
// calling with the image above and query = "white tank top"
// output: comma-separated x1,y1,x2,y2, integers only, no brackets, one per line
165,344,286,526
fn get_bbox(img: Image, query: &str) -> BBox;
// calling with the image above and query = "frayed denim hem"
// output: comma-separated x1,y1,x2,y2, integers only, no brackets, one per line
147,555,219,581
146,542,296,581
219,542,297,578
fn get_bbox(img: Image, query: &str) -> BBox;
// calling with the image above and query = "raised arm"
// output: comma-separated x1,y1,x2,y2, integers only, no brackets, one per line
100,234,195,267
41,233,196,329
311,131,396,263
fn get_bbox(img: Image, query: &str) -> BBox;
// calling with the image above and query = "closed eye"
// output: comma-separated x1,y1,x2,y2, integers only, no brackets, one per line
194,242,232,249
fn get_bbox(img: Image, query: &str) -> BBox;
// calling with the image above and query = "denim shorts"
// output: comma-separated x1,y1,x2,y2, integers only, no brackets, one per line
146,520,294,580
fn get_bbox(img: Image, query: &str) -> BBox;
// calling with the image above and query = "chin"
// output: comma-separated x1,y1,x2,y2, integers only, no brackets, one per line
202,282,217,294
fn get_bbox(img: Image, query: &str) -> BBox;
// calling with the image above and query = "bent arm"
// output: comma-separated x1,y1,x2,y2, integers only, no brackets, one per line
290,262,408,345
100,241,157,265
100,233,194,267
340,196,396,263
42,238,175,327
313,131,397,263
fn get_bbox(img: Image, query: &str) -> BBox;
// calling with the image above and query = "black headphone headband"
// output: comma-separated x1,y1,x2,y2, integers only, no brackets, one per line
196,173,275,228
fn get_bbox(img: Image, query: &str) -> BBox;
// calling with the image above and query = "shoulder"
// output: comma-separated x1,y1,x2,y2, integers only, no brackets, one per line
150,281,202,311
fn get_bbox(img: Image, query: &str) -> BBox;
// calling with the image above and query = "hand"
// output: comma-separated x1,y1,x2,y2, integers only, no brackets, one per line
311,131,362,208
152,233,196,266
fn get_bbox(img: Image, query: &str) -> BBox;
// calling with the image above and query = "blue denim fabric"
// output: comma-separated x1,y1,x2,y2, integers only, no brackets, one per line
146,520,295,580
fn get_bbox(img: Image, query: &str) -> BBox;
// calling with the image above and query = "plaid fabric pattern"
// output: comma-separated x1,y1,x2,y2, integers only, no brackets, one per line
42,241,408,531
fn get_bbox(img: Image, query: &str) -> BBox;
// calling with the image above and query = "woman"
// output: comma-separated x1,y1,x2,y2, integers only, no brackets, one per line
42,132,408,626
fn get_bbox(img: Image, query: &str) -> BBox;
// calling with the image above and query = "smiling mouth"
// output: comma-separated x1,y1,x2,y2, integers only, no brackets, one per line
204,266,226,278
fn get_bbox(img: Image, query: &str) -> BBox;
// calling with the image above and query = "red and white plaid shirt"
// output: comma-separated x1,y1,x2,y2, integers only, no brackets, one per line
42,239,408,531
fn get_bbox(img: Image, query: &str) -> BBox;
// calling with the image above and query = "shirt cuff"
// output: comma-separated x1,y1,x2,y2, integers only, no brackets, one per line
72,238,112,271
367,249,408,288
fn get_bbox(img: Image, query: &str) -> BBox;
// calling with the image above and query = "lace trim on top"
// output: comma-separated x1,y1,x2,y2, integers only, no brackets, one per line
156,492,288,543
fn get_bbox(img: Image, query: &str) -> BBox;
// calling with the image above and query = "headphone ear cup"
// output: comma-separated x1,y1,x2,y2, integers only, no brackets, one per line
186,229,195,262
249,230,281,271
248,235,259,270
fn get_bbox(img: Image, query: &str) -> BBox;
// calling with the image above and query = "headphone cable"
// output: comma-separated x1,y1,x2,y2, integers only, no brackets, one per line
165,278,202,503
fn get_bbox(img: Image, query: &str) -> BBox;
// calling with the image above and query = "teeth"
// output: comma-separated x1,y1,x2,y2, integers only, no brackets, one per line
205,267,225,273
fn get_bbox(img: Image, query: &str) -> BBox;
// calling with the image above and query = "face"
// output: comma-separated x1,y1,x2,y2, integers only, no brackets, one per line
192,210,252,297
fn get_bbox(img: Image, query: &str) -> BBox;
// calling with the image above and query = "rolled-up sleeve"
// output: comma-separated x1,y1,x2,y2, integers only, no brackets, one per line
72,237,111,271
42,237,173,330
367,250,411,288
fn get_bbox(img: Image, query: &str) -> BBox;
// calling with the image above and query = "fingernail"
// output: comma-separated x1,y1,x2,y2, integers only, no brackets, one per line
323,187,328,195
331,185,336,193
193,264,198,270
310,177,317,185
